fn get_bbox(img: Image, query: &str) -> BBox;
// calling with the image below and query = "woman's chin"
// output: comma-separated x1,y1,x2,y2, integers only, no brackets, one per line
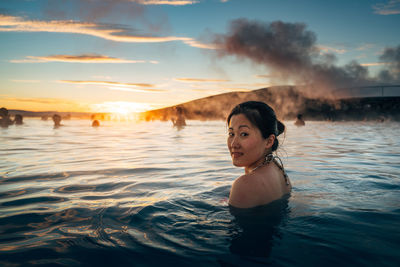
232,161,244,167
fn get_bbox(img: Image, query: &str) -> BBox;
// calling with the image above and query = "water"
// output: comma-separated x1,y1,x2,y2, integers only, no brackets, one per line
1,119,399,266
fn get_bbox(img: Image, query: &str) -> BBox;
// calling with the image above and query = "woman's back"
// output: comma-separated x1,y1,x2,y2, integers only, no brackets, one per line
229,160,291,208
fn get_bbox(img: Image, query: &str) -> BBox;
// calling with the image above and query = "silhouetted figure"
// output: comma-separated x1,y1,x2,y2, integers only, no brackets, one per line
171,106,186,128
14,114,23,125
0,107,14,128
92,120,100,127
52,114,62,128
294,114,305,126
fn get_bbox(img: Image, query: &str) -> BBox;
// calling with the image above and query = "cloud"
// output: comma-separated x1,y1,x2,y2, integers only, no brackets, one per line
59,80,165,92
174,77,230,82
134,0,199,5
317,45,347,54
356,43,375,51
373,0,400,15
213,19,377,96
187,81,269,93
0,14,216,49
378,45,400,81
10,79,41,83
183,39,221,49
254,74,277,79
360,62,388,67
2,96,78,105
10,54,156,64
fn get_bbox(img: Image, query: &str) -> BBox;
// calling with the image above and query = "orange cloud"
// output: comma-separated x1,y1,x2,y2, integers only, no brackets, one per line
175,78,230,83
317,45,347,54
135,0,199,5
1,96,77,105
0,96,91,112
254,74,276,79
360,62,389,67
59,80,165,92
0,14,216,49
11,54,157,64
182,39,221,49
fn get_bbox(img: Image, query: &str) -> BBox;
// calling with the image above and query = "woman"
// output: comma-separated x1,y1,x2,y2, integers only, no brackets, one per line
227,101,291,208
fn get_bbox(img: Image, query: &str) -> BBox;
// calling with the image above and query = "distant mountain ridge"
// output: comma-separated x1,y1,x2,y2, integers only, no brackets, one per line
142,86,400,121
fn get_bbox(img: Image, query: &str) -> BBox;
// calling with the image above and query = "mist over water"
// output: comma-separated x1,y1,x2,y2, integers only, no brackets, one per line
1,119,400,266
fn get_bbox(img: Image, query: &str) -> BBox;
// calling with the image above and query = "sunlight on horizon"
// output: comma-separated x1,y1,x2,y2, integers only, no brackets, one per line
91,101,153,121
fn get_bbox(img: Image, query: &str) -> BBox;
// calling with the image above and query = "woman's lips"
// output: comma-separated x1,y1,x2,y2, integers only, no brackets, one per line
231,152,243,159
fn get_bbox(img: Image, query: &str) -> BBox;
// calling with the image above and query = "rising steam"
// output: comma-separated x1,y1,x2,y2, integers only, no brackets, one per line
378,45,400,82
214,19,399,98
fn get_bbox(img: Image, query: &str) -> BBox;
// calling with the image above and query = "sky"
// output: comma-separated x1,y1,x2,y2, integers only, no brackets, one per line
0,0,400,113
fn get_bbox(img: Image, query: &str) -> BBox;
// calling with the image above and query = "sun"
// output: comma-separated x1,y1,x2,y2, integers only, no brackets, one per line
91,101,152,121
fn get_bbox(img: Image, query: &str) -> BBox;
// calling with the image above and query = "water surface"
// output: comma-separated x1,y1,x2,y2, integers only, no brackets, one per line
1,119,399,266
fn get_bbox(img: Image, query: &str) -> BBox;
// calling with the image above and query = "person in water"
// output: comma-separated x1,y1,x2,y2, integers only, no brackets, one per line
52,114,62,128
92,120,100,127
14,114,23,125
171,106,186,128
0,107,14,128
227,101,292,208
294,113,305,126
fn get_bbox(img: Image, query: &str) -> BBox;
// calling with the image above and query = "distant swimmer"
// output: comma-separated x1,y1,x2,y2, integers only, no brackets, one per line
14,114,23,125
92,120,100,127
0,107,14,128
226,101,291,209
52,114,63,128
171,106,186,128
294,114,305,126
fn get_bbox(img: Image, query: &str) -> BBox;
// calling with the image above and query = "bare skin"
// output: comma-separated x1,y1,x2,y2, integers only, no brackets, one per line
227,114,291,208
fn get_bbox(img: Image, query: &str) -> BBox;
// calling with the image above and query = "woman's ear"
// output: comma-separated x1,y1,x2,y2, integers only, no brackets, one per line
265,134,275,149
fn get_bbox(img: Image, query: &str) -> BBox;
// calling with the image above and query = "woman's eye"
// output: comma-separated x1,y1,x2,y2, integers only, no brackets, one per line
240,132,249,137
228,132,234,137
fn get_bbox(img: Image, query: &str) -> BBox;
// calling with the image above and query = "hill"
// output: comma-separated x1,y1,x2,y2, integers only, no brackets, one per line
141,86,400,122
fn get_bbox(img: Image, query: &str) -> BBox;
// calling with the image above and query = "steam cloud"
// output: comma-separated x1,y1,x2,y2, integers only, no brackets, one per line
379,45,400,82
214,19,400,97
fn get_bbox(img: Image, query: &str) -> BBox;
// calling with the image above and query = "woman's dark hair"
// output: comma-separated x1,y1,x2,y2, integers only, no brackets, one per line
227,101,285,151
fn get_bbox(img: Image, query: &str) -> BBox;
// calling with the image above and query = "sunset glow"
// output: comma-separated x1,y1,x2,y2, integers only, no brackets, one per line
1,1,399,113
92,101,152,114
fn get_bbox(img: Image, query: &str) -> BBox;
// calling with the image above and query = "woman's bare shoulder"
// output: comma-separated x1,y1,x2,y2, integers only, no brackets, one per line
229,165,289,209
228,174,260,208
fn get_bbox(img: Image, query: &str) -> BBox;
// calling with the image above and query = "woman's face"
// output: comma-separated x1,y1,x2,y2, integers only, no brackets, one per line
227,114,271,172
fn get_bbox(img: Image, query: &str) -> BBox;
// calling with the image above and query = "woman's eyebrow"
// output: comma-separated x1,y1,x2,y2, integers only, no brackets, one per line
228,125,250,130
238,125,250,129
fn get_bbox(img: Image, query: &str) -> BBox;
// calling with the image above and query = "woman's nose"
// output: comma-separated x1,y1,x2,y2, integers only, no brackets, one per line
230,136,239,148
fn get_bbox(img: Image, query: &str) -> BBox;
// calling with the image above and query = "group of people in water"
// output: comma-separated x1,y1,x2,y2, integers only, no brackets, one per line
0,107,23,127
0,107,101,128
2,101,302,209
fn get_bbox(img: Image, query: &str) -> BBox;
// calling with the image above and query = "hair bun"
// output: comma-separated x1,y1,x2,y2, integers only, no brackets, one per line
276,120,285,136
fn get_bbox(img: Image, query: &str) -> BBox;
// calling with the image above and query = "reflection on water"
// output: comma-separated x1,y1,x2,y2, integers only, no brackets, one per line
1,119,400,266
